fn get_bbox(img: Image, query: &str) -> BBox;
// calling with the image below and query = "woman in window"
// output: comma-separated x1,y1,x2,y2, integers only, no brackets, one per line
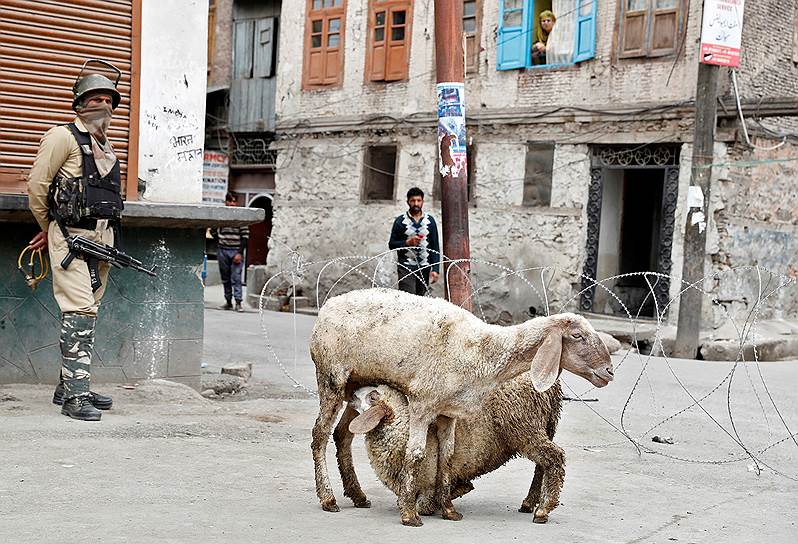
532,10,556,65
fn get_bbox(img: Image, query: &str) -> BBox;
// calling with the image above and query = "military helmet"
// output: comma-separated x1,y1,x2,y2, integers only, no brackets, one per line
72,60,122,111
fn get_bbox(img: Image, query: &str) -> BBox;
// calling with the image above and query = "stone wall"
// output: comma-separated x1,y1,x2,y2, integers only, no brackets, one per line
707,138,798,327
0,226,204,388
268,133,589,321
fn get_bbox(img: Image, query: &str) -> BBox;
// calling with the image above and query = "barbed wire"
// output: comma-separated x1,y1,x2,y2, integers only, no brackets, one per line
253,242,798,480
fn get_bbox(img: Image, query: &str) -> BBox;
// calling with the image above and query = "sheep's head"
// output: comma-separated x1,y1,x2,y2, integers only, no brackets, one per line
348,385,405,434
529,313,614,392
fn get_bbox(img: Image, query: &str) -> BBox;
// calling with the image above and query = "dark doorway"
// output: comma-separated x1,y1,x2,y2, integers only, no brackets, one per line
581,144,680,318
247,195,273,266
614,169,664,317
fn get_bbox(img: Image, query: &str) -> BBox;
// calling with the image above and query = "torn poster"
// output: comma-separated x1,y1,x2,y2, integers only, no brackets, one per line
687,185,704,208
436,82,467,178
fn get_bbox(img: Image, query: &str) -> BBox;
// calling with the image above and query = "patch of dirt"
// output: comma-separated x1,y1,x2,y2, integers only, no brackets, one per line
250,414,284,424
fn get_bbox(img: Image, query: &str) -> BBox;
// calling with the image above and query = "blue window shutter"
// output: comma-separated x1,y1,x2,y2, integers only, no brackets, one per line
573,0,597,63
497,1,530,70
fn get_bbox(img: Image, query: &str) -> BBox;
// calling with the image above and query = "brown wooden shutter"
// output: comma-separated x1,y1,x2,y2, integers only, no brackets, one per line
368,9,387,81
620,3,647,57
0,0,134,194
650,3,678,55
384,6,408,81
303,0,346,89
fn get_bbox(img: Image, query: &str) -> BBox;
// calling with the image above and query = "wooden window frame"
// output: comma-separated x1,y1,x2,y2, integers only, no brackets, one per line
365,0,413,83
617,0,687,59
207,0,216,77
361,144,398,202
302,0,347,89
463,0,482,74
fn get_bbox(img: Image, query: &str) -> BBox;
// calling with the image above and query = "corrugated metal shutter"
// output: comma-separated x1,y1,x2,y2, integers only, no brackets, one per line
0,0,133,193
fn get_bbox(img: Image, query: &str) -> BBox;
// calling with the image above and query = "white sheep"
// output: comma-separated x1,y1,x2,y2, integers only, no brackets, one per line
336,375,565,524
310,288,613,526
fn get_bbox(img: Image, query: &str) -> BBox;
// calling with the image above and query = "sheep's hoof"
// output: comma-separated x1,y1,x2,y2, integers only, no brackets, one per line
532,511,549,524
321,499,340,512
441,508,463,521
401,514,423,527
353,499,372,509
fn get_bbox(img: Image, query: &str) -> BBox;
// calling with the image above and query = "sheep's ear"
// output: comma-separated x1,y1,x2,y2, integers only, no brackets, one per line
349,405,388,434
531,330,562,392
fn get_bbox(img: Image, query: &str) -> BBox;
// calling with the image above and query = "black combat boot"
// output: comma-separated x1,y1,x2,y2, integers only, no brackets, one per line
61,395,102,421
52,382,113,410
220,299,233,310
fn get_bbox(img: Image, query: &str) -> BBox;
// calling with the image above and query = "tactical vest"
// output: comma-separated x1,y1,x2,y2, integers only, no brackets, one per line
48,123,124,228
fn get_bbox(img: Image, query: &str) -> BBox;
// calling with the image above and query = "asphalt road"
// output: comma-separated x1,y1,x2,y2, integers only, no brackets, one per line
0,293,796,543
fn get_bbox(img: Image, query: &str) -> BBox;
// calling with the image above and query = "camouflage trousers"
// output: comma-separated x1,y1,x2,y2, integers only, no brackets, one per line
60,313,96,398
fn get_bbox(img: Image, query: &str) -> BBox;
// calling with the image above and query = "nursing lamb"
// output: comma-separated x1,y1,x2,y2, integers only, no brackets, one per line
337,375,565,524
310,288,612,526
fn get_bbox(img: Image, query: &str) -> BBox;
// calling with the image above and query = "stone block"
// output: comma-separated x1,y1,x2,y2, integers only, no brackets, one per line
28,344,60,383
597,331,622,354
126,339,170,380
167,338,203,377
221,362,253,382
201,373,244,394
10,298,60,353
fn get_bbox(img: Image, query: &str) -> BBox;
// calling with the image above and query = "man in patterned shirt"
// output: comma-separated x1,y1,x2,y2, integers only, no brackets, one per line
388,187,440,295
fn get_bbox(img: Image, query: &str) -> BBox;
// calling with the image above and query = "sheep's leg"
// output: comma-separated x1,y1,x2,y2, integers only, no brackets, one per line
398,409,433,527
312,387,345,513
333,405,371,508
519,464,544,514
519,440,565,523
434,415,463,521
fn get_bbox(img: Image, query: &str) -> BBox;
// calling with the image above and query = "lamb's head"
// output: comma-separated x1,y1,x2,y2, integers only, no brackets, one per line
348,385,407,435
527,313,614,392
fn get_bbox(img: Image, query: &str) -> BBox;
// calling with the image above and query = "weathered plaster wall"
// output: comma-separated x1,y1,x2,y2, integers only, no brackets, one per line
276,0,702,123
708,139,798,327
269,135,589,321
138,0,209,203
0,226,204,388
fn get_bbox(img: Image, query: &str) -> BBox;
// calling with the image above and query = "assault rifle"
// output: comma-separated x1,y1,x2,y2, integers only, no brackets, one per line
61,235,157,292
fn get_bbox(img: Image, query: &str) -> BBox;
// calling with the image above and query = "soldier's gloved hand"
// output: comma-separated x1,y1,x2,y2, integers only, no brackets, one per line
29,231,48,250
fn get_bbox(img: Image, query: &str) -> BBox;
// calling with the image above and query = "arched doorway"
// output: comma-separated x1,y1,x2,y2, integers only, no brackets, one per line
247,194,273,266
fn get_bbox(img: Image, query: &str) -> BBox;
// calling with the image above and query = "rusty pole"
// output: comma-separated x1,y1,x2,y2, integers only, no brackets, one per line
434,0,472,311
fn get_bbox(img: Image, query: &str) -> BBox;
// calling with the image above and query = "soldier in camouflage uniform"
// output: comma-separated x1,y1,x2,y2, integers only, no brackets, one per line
27,63,123,421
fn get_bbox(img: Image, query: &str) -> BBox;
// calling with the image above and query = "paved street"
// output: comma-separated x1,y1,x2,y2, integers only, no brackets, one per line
1,295,797,543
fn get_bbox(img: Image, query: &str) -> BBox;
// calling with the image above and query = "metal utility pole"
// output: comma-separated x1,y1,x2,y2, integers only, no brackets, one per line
673,62,720,359
434,0,472,311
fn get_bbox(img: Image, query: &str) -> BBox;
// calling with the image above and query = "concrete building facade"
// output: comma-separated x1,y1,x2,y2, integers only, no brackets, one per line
262,0,798,332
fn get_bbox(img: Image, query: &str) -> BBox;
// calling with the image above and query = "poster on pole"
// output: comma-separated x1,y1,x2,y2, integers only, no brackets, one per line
436,82,467,178
699,0,745,67
202,150,229,205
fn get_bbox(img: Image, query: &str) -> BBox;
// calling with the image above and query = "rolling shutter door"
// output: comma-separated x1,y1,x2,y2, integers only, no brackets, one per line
0,0,133,194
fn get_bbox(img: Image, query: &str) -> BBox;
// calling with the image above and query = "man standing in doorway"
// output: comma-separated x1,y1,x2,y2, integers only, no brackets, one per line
389,187,440,295
213,192,249,312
